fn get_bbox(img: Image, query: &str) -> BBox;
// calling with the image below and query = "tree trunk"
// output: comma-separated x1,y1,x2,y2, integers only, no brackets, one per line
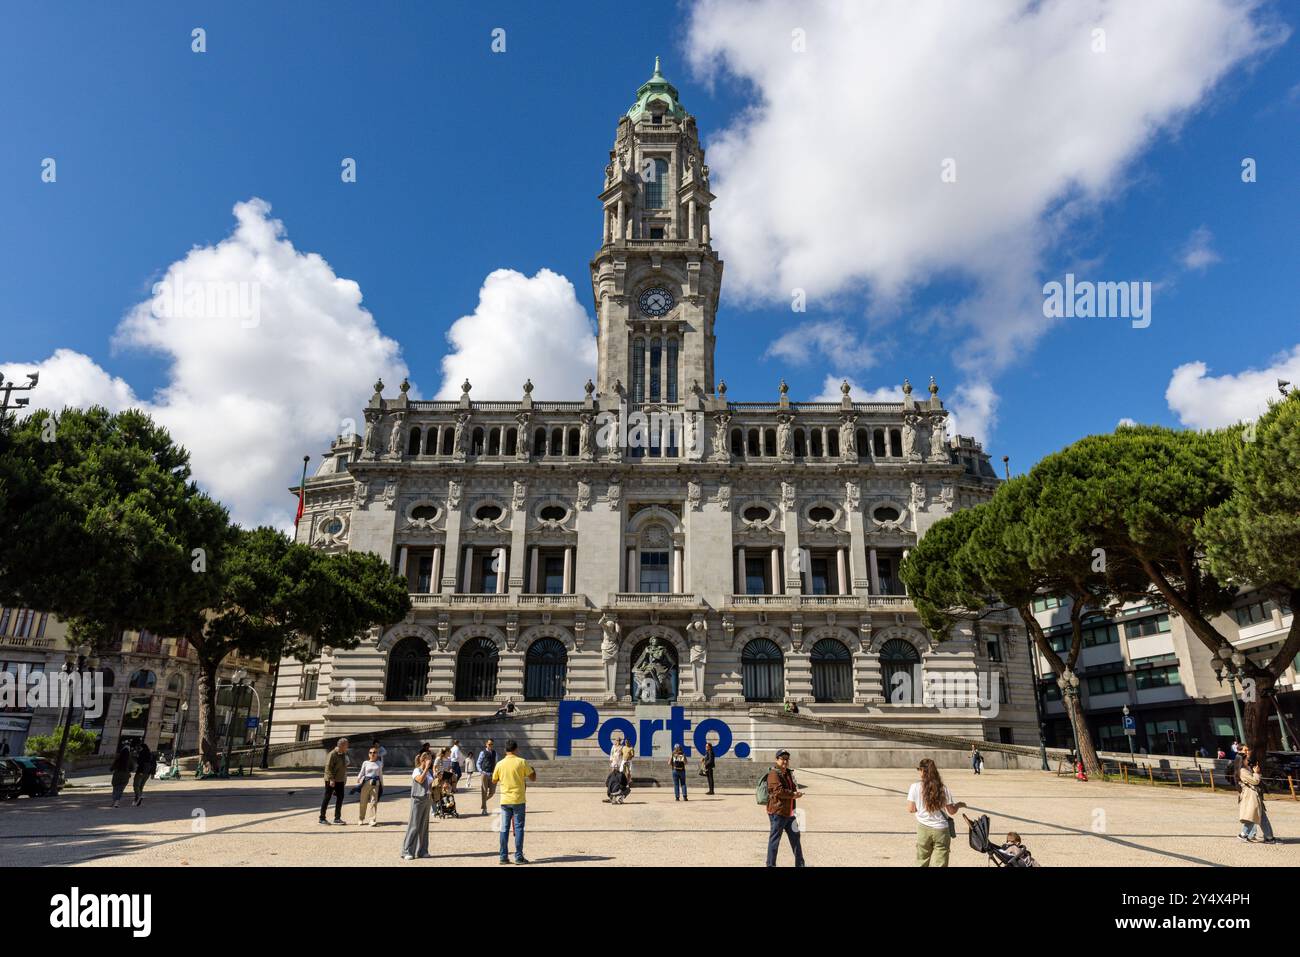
1061,689,1102,776
195,656,221,770
1243,671,1275,757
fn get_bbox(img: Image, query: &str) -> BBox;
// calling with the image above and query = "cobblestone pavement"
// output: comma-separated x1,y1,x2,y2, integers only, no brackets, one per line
2,767,1296,867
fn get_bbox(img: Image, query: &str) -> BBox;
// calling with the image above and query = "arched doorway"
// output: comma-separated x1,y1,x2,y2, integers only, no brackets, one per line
811,638,852,702
742,638,784,702
880,638,921,704
629,637,678,702
524,637,568,701
385,637,430,701
456,637,500,701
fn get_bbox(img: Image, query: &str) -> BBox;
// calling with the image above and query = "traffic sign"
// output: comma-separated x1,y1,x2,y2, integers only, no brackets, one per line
245,716,260,729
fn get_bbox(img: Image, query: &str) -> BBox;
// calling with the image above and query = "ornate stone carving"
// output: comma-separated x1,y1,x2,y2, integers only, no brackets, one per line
776,414,793,460
576,479,591,511
714,482,732,511
453,412,471,460
910,481,927,516
579,413,594,460
363,409,384,458
780,481,796,513
447,480,462,510
686,478,702,511
929,413,948,462
511,480,527,513
387,413,405,456
710,411,731,461
840,415,858,460
607,477,622,511
845,481,861,512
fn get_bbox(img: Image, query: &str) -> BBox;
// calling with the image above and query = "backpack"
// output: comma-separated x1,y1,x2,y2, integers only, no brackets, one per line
755,767,775,805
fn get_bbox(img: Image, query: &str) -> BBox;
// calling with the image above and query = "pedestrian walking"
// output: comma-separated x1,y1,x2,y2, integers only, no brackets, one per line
401,751,436,860
670,744,689,801
908,758,966,867
700,742,716,795
357,745,384,826
319,737,350,825
1237,745,1276,844
449,740,463,790
371,739,387,800
621,739,635,782
110,743,134,808
132,742,155,806
492,740,536,865
971,745,983,775
764,749,805,867
477,737,498,816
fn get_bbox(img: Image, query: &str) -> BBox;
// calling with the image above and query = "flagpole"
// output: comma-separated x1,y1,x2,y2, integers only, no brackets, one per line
266,454,310,769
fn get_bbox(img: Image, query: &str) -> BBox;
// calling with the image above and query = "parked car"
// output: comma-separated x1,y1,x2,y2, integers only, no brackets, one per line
8,755,65,797
0,758,23,800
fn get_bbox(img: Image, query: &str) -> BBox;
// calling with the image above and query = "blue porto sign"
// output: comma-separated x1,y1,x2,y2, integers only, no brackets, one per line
555,701,752,759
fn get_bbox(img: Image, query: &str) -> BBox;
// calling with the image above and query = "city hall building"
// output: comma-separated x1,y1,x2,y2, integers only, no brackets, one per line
272,63,1041,762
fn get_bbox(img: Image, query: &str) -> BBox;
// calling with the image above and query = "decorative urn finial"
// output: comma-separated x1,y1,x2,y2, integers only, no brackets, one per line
929,376,939,396
523,378,534,396
399,377,410,394
841,379,851,397
902,378,913,396
461,379,472,396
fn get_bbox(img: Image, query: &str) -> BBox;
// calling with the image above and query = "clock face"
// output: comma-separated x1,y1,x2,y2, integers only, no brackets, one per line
638,287,675,317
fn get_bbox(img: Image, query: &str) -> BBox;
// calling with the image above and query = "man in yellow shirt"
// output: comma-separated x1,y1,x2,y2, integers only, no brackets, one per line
492,740,536,864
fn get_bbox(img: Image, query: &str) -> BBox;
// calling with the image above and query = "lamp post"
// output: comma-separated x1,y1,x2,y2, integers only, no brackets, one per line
1059,668,1084,763
49,653,96,796
1213,649,1247,744
220,669,249,775
1024,624,1050,770
0,370,39,415
1122,703,1136,761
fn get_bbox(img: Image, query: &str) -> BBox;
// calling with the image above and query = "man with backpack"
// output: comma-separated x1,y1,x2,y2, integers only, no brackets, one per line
760,748,805,867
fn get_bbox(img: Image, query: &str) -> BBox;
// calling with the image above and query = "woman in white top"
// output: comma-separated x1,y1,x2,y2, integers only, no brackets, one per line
356,747,384,826
906,758,966,867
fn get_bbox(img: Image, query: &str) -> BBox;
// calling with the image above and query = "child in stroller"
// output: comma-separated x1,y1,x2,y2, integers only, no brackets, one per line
603,768,631,804
963,814,1039,867
434,774,459,819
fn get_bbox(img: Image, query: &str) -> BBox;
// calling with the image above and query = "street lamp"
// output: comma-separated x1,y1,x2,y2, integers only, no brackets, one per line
1058,669,1084,765
1213,648,1247,744
1023,624,1051,770
1122,703,1136,762
219,669,249,776
0,370,39,415
50,652,97,796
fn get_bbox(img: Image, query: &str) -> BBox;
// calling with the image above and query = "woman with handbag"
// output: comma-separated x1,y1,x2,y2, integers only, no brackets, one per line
699,742,716,795
1237,745,1276,843
906,758,966,867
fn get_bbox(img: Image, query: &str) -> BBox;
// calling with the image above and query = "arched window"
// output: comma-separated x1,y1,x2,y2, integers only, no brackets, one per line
666,339,678,402
629,637,679,701
880,638,921,704
505,427,518,456
129,669,156,691
810,430,823,457
471,427,485,455
649,339,662,400
567,427,580,457
742,638,784,702
550,428,563,456
793,430,807,457
455,637,500,701
730,428,744,456
441,427,454,455
828,430,840,457
645,157,669,208
166,674,184,695
631,338,646,402
385,637,429,701
856,428,870,459
426,427,440,455
747,429,761,457
811,638,852,703
488,427,501,456
763,428,777,457
534,427,547,458
638,522,673,592
889,428,903,458
407,427,421,456
525,637,568,701
872,429,887,458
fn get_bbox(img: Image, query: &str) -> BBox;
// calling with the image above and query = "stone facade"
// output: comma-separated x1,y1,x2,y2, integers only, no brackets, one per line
271,63,1039,754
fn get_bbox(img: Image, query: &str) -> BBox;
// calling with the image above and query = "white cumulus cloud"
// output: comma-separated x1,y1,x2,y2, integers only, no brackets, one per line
765,319,874,370
1165,346,1300,429
436,268,597,400
686,0,1284,429
811,375,899,403
1,349,138,414
10,199,410,529
1180,225,1221,271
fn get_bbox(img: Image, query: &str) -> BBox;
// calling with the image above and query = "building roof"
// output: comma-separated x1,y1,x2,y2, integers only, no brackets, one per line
627,57,687,122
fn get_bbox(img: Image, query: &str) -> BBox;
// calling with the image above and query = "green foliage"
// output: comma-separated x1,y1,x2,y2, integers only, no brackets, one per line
24,724,99,759
1200,392,1300,594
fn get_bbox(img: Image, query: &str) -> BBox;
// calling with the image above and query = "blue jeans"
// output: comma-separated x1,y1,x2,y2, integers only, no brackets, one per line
1241,806,1275,841
767,813,805,867
499,803,526,861
672,768,687,799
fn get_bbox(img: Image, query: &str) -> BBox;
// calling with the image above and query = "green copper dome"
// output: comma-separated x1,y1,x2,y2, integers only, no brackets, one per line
627,56,687,121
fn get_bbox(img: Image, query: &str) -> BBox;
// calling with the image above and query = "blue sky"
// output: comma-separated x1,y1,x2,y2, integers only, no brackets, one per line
2,1,1298,523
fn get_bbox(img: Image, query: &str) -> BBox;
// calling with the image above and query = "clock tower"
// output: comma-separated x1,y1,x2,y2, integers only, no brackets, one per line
591,58,722,402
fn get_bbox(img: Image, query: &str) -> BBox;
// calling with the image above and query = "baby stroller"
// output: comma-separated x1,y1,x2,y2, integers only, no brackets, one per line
604,769,631,804
434,774,459,819
964,814,1039,867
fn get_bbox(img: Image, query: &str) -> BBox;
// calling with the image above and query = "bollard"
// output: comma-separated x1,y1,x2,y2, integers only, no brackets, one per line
1175,767,1183,788
1289,775,1296,801
1147,765,1155,786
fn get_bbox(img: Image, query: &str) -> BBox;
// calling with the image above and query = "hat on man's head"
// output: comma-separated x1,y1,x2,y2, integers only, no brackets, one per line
775,748,791,759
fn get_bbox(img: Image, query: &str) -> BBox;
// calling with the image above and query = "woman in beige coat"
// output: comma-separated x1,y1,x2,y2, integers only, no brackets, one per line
1237,745,1276,843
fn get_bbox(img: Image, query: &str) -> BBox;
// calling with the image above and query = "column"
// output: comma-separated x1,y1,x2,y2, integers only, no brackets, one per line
869,548,880,595
495,547,508,594
736,547,747,595
688,199,696,241
431,546,442,593
672,547,683,593
643,345,652,406
397,545,409,578
837,548,848,596
441,506,462,595
617,200,625,241
563,546,574,594
529,547,539,594
461,546,474,593
902,549,911,595
770,547,781,596
626,548,637,592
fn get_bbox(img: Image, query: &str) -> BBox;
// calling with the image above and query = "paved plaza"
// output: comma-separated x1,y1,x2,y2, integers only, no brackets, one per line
2,767,1296,867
